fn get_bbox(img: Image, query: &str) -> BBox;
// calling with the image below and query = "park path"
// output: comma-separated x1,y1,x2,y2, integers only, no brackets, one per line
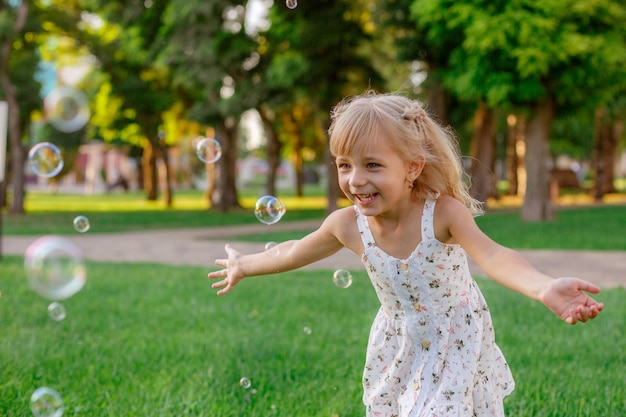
2,219,625,289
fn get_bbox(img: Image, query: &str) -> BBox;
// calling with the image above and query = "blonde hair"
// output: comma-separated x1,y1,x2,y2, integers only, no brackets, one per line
328,91,483,215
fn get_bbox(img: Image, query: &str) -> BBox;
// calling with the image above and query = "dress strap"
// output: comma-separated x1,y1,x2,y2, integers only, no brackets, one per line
421,198,437,241
353,206,376,247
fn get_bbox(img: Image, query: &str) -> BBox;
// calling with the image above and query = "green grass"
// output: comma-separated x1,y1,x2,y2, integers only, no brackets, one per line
227,203,626,251
1,257,624,416
5,191,626,251
3,190,327,235
475,204,626,250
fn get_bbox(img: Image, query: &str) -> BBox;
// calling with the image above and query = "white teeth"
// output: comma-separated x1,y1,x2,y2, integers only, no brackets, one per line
356,193,375,202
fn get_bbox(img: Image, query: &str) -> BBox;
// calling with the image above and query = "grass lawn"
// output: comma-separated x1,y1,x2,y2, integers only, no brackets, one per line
1,257,624,416
2,190,328,235
1,190,625,415
227,203,626,251
4,190,626,251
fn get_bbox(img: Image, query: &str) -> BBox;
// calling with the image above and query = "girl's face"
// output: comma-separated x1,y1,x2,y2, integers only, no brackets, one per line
335,134,417,217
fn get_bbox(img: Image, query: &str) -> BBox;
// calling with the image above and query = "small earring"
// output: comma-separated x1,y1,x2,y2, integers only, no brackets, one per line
408,182,414,189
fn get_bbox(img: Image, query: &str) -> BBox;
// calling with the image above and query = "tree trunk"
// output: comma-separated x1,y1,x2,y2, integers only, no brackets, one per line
203,128,217,208
293,134,303,197
326,142,339,213
469,101,497,203
505,114,526,195
213,119,241,212
521,97,555,222
591,107,620,201
156,142,173,208
0,0,28,215
142,141,158,201
258,106,281,197
426,77,449,126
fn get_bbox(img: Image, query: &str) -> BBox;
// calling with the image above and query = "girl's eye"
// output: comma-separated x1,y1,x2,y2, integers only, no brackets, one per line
367,162,380,168
338,162,350,169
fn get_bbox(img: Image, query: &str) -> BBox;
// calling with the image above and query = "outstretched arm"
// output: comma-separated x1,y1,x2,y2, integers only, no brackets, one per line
438,196,604,325
208,209,348,295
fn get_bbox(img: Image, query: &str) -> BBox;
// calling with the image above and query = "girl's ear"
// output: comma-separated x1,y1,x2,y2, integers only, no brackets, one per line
408,156,425,180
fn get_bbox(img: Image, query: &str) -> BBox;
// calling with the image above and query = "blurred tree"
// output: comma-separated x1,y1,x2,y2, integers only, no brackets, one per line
261,0,383,212
78,0,178,206
410,0,626,221
376,0,457,124
158,0,260,211
0,0,45,214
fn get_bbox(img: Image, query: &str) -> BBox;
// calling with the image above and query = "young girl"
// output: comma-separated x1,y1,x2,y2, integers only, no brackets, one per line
208,91,603,416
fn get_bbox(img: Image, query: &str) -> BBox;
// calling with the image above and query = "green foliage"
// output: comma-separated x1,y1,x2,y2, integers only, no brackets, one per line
77,0,177,145
0,258,623,416
410,0,626,110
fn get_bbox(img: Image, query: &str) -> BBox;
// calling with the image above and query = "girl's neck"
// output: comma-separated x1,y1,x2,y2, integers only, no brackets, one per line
367,198,424,238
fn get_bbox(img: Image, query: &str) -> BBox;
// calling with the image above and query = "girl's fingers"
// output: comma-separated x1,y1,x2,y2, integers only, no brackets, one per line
211,279,227,289
217,285,233,296
578,280,601,294
207,269,226,279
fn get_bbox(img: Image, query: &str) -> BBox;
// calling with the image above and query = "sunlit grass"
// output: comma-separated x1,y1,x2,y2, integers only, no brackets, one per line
22,189,347,212
1,257,624,417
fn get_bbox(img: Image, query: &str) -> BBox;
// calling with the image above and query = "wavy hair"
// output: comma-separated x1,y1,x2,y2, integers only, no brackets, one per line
328,91,483,215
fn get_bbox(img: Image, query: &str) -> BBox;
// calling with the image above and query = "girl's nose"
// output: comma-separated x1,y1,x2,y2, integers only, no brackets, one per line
349,169,367,187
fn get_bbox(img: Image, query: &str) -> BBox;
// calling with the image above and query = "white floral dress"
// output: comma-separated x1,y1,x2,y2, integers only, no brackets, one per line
356,199,514,417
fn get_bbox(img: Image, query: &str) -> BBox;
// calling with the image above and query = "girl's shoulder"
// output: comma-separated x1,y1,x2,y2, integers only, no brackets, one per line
320,205,362,251
323,205,358,229
435,194,471,213
433,194,474,232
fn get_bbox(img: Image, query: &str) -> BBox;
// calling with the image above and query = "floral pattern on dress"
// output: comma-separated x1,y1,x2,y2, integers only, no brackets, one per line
356,199,514,417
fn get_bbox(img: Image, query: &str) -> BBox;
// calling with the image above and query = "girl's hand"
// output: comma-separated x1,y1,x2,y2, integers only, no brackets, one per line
540,277,604,325
208,244,245,296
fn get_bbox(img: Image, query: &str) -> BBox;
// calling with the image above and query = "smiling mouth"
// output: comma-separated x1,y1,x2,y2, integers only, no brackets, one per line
355,193,378,204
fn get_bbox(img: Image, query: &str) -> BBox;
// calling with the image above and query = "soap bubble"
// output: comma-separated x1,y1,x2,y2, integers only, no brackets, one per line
286,0,297,9
47,302,66,321
333,269,353,289
264,241,280,257
44,85,90,133
30,386,63,417
254,196,286,225
28,142,64,178
239,377,251,389
303,326,312,335
24,236,86,300
196,137,222,163
72,216,90,233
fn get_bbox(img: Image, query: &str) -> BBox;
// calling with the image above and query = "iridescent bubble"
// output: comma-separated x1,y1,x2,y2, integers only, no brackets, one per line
44,86,90,133
264,241,280,257
30,386,63,417
286,0,298,9
303,326,312,335
72,215,90,233
333,269,353,289
28,142,64,178
196,137,222,163
47,302,66,321
24,236,86,300
254,196,286,225
239,377,251,389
